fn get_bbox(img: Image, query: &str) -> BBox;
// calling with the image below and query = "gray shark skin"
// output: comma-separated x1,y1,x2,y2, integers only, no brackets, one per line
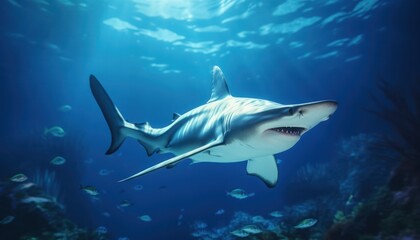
90,66,337,187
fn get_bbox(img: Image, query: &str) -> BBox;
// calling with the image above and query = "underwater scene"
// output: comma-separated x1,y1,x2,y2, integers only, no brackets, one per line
0,0,419,239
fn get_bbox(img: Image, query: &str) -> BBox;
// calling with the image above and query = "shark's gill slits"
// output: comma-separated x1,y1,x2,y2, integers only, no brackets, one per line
268,127,305,136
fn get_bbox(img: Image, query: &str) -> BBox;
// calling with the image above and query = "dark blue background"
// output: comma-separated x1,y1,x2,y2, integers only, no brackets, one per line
1,0,418,239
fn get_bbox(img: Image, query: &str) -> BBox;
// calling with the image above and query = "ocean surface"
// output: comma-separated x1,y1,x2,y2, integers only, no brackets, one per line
0,0,419,239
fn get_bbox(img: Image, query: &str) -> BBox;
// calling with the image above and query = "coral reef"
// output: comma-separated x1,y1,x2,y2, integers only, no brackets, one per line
337,134,398,199
369,77,420,192
288,132,395,209
273,130,415,239
0,125,94,226
189,211,286,240
189,209,327,240
326,187,420,239
283,132,397,207
370,77,419,159
0,180,107,240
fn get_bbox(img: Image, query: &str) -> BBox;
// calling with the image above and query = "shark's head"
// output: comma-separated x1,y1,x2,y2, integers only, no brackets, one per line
228,99,338,155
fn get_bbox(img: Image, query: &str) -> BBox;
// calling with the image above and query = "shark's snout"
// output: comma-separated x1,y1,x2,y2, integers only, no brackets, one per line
255,100,337,139
292,100,338,131
296,100,337,115
313,100,338,121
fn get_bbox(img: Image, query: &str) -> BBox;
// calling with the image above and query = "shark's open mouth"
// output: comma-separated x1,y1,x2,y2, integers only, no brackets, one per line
268,127,306,136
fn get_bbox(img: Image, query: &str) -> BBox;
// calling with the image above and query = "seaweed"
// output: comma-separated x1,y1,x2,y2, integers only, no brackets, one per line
372,76,420,192
369,77,420,159
325,75,420,239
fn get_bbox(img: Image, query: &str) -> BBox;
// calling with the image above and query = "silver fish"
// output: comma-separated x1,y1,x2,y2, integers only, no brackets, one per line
50,156,66,165
294,218,318,229
241,224,262,234
230,229,249,238
10,173,27,182
58,104,72,112
80,185,99,196
44,126,66,137
227,188,255,199
0,216,15,224
138,215,152,222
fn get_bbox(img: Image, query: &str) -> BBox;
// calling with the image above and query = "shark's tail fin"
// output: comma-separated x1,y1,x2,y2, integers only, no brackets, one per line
89,75,160,155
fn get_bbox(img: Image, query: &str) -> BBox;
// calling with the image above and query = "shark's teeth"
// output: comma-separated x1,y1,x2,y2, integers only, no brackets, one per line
269,127,305,136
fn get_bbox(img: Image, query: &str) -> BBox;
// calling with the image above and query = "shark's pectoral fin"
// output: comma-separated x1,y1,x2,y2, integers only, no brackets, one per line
246,155,278,188
118,138,224,182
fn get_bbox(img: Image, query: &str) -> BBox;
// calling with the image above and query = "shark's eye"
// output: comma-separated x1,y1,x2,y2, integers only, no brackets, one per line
298,110,304,118
288,107,295,115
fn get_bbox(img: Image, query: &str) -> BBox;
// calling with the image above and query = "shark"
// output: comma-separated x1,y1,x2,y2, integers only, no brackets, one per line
90,66,337,187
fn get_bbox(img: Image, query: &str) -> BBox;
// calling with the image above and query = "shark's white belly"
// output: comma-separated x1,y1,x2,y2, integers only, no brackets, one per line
188,140,268,164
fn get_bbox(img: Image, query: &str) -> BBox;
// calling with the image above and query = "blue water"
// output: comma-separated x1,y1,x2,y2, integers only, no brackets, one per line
0,0,419,239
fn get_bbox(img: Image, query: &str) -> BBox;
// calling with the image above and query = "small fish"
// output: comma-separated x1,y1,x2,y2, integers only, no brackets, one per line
99,169,113,176
138,215,152,222
10,173,27,182
0,215,15,224
226,188,255,199
269,211,284,218
241,225,262,234
133,184,144,191
118,200,132,208
215,209,225,215
251,215,265,223
15,182,35,191
50,156,66,165
294,218,318,229
44,126,66,137
58,104,72,112
21,196,52,204
230,229,249,238
80,185,99,196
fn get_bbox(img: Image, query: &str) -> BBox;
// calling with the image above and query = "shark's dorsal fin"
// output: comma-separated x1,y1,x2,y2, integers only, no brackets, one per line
247,155,278,188
172,113,181,121
208,66,231,103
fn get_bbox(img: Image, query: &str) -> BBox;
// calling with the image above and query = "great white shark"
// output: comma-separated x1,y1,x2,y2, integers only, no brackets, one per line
90,66,337,187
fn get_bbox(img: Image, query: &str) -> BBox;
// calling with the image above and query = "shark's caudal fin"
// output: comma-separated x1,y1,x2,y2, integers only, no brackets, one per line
89,75,159,155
